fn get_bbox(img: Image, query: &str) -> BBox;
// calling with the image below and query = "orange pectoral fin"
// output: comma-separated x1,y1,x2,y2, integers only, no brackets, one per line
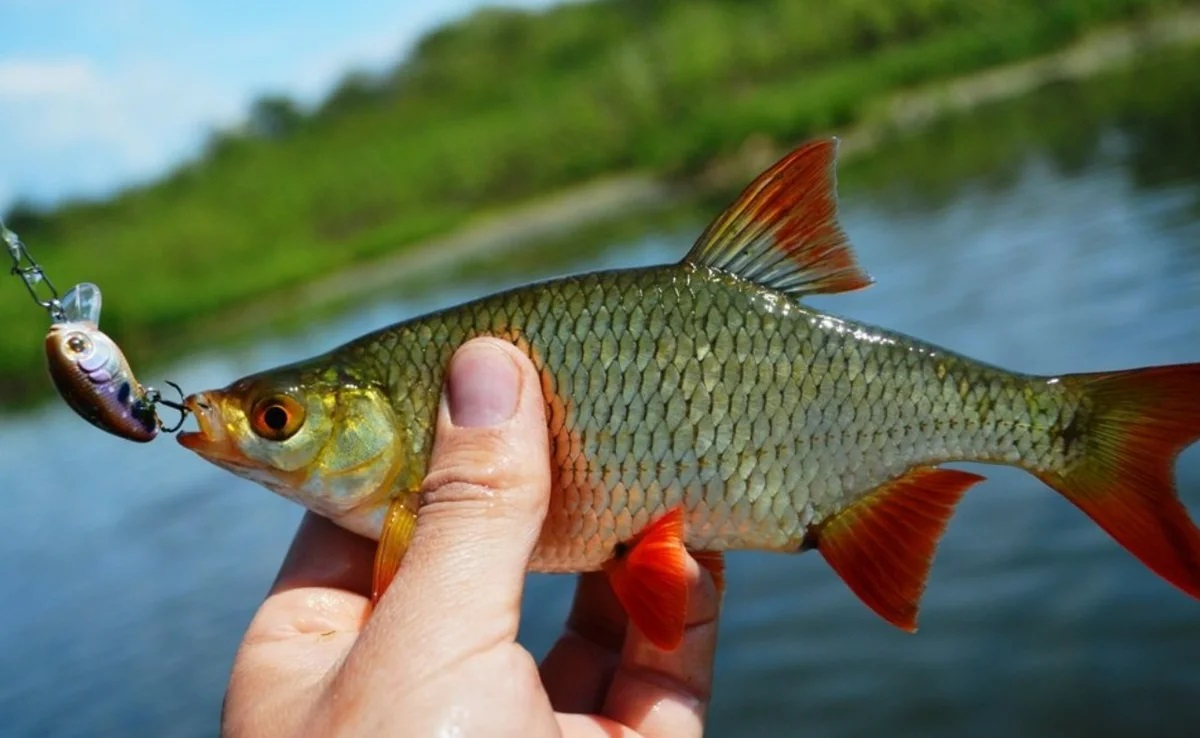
812,467,985,632
603,507,690,650
372,496,419,603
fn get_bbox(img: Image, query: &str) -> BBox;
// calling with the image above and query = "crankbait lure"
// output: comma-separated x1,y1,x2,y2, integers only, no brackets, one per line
4,219,187,440
44,283,160,441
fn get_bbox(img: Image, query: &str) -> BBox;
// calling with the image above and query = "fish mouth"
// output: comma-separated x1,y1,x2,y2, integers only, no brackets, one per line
177,392,242,463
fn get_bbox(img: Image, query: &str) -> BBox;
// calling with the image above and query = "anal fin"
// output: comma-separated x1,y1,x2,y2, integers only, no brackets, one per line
811,466,985,631
372,496,419,603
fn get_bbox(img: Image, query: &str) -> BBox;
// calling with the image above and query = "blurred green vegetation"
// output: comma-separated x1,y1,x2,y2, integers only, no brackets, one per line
1,0,1192,404
839,46,1200,207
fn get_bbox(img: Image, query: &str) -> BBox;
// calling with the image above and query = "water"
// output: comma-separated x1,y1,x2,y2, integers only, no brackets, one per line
3,50,1200,737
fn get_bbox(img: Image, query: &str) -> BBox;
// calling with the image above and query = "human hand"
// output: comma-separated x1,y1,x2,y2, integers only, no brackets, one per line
222,338,720,737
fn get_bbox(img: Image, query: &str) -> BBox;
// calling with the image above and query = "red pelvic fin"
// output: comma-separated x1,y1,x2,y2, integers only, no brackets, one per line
1046,364,1200,600
682,137,873,297
813,466,985,631
603,507,690,650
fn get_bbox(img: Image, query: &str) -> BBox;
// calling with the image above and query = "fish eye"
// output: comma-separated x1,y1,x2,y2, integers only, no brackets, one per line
249,394,305,441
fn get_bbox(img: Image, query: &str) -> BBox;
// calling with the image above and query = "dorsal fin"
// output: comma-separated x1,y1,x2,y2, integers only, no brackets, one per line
683,138,873,297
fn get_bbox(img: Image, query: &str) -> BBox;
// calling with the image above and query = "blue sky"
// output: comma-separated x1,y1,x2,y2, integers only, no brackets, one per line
0,0,554,213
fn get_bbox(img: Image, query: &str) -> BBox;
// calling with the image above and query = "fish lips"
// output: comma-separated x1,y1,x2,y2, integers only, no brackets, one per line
177,392,243,464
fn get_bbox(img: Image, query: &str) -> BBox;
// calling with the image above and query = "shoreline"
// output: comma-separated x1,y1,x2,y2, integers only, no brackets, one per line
198,8,1200,338
4,7,1200,410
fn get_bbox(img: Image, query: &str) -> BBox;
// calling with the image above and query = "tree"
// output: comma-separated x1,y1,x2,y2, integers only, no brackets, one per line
247,95,304,140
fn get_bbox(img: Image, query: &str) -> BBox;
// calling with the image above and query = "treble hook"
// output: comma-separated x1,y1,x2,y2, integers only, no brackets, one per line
145,380,191,434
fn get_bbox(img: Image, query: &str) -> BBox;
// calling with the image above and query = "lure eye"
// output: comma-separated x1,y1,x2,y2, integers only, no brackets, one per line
66,333,91,354
249,394,305,441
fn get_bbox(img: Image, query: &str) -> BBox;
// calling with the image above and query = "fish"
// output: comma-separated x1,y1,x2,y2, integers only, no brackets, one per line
177,138,1200,650
45,317,159,442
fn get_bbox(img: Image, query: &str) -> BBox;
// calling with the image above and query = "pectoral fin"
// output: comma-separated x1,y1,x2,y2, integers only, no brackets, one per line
372,496,419,603
810,466,985,631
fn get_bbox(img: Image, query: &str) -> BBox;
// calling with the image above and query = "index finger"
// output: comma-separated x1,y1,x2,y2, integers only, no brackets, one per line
539,572,629,713
223,514,376,736
602,555,720,738
271,511,376,596
243,512,376,648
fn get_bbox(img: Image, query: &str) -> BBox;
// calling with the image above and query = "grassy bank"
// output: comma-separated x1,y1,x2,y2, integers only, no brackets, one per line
1,0,1194,406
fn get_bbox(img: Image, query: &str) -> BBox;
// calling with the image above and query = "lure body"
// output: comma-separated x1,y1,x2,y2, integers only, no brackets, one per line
45,320,158,442
43,283,158,442
179,139,1200,649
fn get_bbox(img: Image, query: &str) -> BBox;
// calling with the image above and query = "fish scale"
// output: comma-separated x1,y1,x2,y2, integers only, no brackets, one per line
335,263,1058,572
179,138,1200,646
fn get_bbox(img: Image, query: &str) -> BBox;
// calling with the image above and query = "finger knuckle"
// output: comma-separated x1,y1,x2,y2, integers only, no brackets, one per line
422,454,516,501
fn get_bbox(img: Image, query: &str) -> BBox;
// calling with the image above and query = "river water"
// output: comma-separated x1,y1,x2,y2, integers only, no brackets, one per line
2,49,1199,737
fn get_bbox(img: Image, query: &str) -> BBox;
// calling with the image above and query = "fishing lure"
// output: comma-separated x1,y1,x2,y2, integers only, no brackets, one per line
4,221,187,441
44,283,161,441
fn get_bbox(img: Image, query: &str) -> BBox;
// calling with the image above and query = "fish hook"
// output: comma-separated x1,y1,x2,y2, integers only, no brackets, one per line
145,380,191,433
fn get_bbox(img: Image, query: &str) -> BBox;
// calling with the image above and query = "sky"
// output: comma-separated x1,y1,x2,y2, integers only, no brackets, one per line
0,0,555,213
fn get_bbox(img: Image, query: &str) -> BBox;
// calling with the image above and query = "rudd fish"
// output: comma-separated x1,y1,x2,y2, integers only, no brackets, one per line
178,139,1200,649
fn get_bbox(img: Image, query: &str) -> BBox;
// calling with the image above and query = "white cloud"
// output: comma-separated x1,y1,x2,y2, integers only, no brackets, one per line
0,0,564,211
0,55,240,208
0,30,410,210
0,58,96,97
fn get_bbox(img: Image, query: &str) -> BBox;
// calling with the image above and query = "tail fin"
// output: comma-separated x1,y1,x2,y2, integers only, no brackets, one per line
1041,364,1200,599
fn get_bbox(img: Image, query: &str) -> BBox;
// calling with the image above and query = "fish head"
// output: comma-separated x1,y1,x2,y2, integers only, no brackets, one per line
178,365,400,519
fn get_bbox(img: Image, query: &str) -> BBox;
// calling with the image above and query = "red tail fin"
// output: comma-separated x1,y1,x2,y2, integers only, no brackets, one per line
1042,364,1200,599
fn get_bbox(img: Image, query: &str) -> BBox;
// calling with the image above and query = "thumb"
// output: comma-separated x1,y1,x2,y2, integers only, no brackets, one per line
350,337,551,675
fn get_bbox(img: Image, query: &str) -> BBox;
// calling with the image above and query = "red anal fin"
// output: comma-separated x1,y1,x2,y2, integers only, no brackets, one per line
691,550,726,597
813,467,985,631
683,138,873,297
603,507,689,650
372,496,419,603
1046,364,1200,600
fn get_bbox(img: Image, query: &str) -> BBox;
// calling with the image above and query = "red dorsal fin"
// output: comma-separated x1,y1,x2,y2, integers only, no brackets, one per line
683,137,873,297
603,507,690,650
812,466,985,631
